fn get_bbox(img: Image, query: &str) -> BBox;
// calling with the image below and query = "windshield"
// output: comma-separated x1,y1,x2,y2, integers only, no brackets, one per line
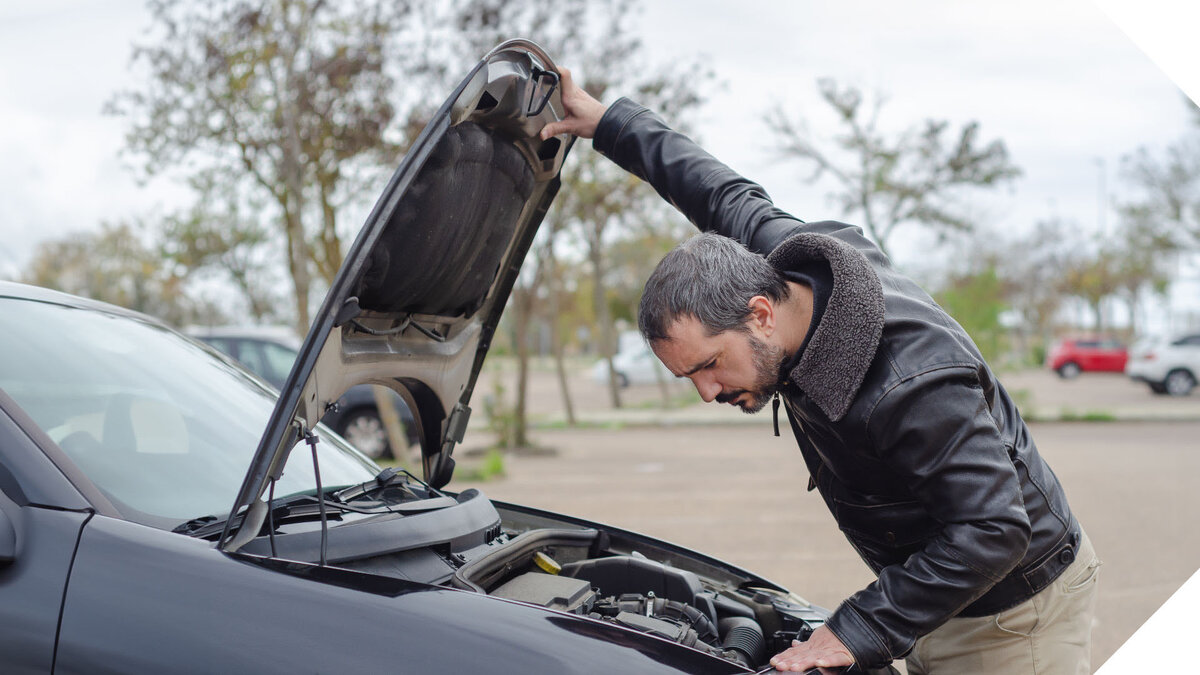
0,296,379,529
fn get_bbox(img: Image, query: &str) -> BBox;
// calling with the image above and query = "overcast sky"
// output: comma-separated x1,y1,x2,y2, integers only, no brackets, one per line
635,1,1193,248
1,0,1197,324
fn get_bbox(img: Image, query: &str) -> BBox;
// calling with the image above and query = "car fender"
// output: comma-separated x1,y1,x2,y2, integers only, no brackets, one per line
55,515,747,674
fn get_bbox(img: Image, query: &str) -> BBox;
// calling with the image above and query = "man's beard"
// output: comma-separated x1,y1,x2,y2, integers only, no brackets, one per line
716,334,786,414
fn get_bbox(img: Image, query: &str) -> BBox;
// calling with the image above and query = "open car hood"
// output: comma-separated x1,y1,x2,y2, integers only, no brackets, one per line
219,40,573,551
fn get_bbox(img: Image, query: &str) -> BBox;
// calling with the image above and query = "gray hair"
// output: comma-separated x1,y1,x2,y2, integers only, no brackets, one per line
638,233,790,342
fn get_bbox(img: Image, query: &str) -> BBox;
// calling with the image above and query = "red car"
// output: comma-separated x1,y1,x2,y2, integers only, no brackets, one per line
1047,336,1128,378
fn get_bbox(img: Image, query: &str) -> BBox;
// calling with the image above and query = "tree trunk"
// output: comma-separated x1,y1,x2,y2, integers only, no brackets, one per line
316,176,344,284
545,245,576,426
590,244,621,409
372,385,413,467
511,286,532,449
281,36,311,335
1125,293,1141,338
284,206,311,334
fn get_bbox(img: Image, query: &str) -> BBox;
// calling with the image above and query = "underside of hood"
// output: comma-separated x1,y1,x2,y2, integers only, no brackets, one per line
219,40,574,553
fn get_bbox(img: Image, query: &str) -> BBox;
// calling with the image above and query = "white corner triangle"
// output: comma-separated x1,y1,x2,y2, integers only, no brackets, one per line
1092,0,1200,107
1096,566,1200,672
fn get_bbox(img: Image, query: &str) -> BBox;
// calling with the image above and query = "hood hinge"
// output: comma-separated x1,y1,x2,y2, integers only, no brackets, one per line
445,402,472,444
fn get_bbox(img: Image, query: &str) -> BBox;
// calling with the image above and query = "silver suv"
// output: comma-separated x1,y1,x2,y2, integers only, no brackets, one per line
1126,333,1200,396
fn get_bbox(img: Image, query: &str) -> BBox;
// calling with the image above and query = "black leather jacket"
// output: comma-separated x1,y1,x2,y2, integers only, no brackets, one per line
594,98,1081,668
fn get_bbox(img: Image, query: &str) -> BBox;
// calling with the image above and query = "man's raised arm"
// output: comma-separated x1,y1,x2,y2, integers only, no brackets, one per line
542,68,801,255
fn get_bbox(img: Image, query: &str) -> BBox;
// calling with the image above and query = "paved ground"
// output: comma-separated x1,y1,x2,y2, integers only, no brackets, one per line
452,364,1200,671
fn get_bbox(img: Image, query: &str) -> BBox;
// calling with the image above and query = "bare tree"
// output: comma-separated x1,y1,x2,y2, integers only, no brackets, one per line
1121,136,1200,252
1108,208,1179,335
431,0,710,436
23,221,215,326
765,79,1021,259
542,232,576,427
107,0,409,333
159,168,281,323
997,218,1076,351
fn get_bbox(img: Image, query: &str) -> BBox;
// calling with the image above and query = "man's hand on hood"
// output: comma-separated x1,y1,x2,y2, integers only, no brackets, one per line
539,67,607,140
768,625,855,672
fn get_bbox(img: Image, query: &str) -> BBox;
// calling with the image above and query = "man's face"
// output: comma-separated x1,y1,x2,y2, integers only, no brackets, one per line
651,316,785,414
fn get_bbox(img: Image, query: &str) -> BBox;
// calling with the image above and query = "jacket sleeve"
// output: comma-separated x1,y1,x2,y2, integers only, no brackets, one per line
592,97,806,255
823,366,1033,668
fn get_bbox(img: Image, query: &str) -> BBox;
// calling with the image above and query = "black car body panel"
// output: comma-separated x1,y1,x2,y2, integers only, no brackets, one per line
53,513,747,674
0,500,89,673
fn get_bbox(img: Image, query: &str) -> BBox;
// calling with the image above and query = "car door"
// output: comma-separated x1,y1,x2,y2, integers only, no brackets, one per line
0,405,93,673
1095,338,1126,371
1175,335,1200,371
1072,340,1099,370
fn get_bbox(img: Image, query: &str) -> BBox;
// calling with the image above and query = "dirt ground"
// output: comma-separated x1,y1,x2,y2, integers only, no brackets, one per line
454,366,1200,671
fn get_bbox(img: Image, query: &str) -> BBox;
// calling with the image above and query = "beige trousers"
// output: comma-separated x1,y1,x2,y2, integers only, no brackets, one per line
906,531,1101,675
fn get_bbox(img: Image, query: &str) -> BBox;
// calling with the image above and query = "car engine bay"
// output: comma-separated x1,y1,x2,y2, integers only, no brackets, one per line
228,469,834,671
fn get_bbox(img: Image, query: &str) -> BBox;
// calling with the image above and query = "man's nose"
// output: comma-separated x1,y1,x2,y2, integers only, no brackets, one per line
691,375,721,403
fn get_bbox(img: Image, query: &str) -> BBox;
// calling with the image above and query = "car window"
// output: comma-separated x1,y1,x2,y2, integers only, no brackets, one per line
259,340,299,386
233,340,272,385
202,337,238,360
0,298,378,529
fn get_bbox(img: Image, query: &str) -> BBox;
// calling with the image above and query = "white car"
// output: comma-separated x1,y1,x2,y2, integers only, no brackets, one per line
1125,333,1200,396
590,331,674,387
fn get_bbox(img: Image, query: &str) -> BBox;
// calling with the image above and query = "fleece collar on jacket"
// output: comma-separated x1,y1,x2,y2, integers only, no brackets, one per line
767,232,885,422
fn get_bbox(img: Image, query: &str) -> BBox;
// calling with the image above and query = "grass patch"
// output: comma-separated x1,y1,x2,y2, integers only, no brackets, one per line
1057,408,1117,422
1008,388,1035,416
454,448,507,482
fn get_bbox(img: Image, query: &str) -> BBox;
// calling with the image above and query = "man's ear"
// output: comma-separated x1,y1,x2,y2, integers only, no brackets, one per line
746,295,775,336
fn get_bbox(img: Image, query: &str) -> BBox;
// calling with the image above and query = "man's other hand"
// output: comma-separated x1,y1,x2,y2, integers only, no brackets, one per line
768,625,855,672
539,67,607,140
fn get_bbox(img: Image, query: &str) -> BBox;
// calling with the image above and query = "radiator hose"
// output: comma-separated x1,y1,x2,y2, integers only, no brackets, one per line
719,616,766,668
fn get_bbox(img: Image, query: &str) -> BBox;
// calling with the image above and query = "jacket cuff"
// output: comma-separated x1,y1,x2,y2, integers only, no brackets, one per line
825,603,895,669
593,97,650,158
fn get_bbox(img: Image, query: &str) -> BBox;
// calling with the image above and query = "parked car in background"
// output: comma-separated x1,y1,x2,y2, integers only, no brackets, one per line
590,330,673,387
1126,333,1200,396
187,326,417,459
1046,336,1128,379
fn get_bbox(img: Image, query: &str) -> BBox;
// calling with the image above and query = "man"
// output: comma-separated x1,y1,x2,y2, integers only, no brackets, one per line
541,70,1100,674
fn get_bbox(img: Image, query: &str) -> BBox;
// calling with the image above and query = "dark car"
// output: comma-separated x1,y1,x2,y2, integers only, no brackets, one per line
0,42,897,674
187,326,418,458
1046,336,1128,378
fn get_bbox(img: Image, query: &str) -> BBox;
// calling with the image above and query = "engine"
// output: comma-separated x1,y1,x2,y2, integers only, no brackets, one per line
448,525,829,670
245,483,835,670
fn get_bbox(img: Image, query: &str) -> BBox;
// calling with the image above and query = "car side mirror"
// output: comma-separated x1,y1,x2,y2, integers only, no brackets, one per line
0,507,14,564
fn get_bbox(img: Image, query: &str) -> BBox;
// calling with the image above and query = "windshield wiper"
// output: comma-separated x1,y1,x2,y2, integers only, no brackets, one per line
174,468,441,541
172,514,222,536
173,490,350,540
332,466,434,503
